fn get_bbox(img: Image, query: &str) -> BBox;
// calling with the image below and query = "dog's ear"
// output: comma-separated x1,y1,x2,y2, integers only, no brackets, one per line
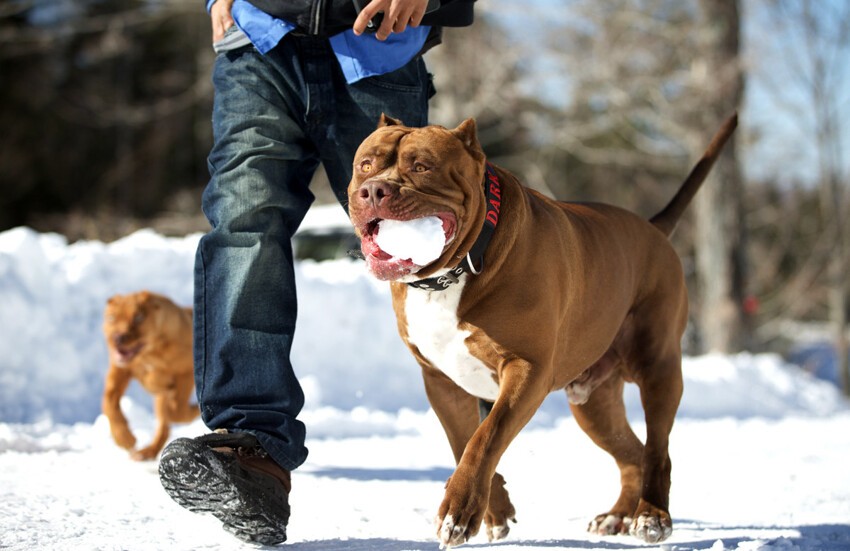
451,118,485,161
137,291,163,313
378,113,403,128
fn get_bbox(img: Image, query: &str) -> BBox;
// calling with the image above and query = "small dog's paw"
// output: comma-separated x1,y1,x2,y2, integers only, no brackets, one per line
131,445,159,461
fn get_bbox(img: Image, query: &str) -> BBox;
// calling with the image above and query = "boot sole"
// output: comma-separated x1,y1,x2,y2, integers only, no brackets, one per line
159,437,289,545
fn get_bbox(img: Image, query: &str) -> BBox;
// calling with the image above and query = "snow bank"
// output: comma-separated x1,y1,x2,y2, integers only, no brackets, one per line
1,227,850,551
0,227,846,433
0,226,426,427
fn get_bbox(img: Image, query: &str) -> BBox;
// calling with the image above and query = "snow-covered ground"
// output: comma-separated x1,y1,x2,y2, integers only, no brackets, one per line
1,220,849,550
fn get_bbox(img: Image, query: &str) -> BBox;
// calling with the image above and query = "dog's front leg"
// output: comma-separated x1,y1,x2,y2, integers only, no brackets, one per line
131,393,171,461
436,357,548,548
421,363,517,544
102,365,136,450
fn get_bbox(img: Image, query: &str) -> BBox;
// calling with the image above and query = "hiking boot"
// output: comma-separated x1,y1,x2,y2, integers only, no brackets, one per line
158,431,291,545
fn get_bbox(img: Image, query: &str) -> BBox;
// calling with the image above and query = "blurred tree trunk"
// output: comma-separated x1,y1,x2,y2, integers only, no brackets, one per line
546,0,752,353
691,0,750,353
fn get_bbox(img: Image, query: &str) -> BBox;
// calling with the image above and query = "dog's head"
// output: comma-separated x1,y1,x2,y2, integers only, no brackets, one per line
103,291,175,367
347,115,488,282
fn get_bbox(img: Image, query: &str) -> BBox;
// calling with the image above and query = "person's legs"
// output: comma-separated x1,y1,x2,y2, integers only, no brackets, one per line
161,38,319,545
161,33,433,545
193,37,432,471
194,38,328,472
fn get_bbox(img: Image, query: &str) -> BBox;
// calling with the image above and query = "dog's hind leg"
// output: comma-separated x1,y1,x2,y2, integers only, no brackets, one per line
623,278,685,543
167,377,201,423
133,381,200,461
629,350,682,543
569,373,644,537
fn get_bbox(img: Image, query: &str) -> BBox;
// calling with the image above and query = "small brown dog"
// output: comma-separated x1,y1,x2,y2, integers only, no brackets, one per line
101,291,199,461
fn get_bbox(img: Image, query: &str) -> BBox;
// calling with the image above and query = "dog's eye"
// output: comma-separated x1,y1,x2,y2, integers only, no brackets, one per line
413,162,429,173
360,160,373,173
134,313,145,324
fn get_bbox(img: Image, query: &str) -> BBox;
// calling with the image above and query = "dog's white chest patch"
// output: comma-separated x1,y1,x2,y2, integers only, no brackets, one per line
404,277,499,401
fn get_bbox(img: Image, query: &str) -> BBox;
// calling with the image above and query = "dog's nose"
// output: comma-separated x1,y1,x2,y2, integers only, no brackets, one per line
114,333,130,347
358,180,394,209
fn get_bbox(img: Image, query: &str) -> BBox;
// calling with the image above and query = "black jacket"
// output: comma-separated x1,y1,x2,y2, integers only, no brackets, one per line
244,0,475,36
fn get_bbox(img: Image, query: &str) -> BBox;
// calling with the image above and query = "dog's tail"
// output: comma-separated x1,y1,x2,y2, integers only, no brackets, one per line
650,112,738,237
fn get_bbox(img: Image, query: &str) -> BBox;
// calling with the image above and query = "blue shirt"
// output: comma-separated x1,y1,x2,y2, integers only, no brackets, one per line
206,0,430,84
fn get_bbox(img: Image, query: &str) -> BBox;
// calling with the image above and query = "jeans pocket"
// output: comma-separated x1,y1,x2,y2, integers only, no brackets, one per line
352,57,431,127
359,56,428,94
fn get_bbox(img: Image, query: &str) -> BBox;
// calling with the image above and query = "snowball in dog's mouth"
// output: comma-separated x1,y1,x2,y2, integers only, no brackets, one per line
376,216,449,265
360,215,456,280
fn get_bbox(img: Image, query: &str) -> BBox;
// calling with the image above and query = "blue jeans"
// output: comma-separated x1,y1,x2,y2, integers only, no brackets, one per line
194,34,431,471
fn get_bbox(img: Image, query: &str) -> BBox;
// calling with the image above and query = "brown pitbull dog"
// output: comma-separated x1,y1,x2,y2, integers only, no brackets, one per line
102,291,199,460
347,113,737,547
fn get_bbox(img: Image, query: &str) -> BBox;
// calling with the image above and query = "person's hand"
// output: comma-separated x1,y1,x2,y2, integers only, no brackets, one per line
210,0,236,43
353,0,429,40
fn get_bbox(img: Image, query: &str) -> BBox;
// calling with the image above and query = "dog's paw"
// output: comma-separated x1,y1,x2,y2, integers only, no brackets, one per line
435,468,490,547
436,514,470,548
588,513,631,536
131,445,160,461
629,512,672,543
485,518,516,542
484,475,516,542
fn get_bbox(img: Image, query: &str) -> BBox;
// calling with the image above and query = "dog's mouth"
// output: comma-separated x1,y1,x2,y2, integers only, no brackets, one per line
358,214,456,281
112,342,143,366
